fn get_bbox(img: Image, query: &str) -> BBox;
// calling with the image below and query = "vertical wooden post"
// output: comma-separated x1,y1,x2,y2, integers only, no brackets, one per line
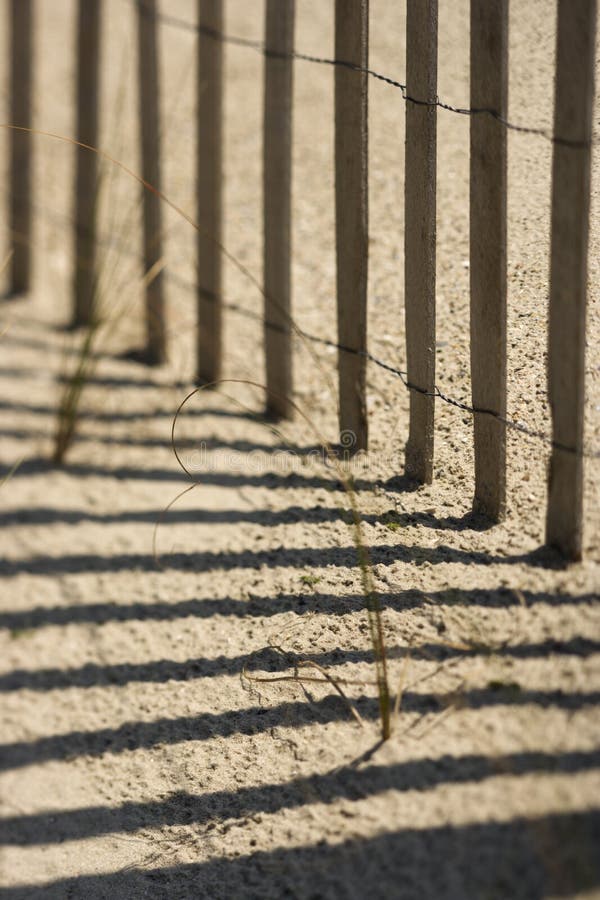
197,0,223,385
9,0,33,296
404,0,438,483
73,0,102,327
137,0,166,364
335,0,369,453
470,0,508,520
263,0,295,419
546,0,597,560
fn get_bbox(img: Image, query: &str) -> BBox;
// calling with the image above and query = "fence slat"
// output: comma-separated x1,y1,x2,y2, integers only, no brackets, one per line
137,0,166,365
404,0,438,483
9,0,33,295
335,0,369,453
469,0,508,520
546,0,597,560
263,0,295,419
73,0,102,327
197,0,223,386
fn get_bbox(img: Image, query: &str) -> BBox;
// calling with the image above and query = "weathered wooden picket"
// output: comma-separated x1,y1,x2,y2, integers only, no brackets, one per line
547,0,597,561
470,0,509,522
5,0,597,560
9,0,33,296
264,0,295,420
73,0,102,327
137,0,166,365
404,0,437,485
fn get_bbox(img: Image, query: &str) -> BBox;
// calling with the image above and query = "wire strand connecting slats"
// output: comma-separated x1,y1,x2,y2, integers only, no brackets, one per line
130,0,596,149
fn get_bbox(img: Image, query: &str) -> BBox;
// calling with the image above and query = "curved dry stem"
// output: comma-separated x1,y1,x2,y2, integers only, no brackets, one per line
297,661,365,728
152,481,201,567
242,669,378,688
242,663,369,729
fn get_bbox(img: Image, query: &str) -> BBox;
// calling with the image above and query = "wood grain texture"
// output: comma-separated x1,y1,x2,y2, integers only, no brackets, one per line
404,0,438,483
335,0,369,453
197,0,223,385
137,0,166,364
73,0,102,327
263,0,295,419
546,0,597,560
9,0,33,295
470,0,508,520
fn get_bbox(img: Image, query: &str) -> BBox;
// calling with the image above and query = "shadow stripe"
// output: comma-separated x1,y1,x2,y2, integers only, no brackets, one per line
0,541,568,578
0,810,598,899
1,638,598,693
0,690,598,773
0,588,594,632
0,749,598,847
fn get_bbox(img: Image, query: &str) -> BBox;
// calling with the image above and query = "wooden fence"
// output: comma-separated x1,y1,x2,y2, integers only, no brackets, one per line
5,0,598,561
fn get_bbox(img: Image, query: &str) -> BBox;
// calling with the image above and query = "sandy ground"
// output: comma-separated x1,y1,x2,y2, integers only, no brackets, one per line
0,0,599,897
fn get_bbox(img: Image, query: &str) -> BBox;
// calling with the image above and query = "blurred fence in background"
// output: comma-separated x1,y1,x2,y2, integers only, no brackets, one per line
5,0,598,560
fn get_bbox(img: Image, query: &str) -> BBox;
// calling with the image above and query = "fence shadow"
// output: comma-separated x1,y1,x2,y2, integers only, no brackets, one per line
1,809,598,899
0,539,568,580
2,685,599,774
1,586,594,632
1,636,599,694
1,749,598,848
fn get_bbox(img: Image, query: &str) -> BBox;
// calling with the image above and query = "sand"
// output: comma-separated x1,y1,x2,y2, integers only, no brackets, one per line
0,0,599,897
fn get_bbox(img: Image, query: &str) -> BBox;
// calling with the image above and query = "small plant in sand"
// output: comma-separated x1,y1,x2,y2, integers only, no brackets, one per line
300,573,322,587
7,43,196,466
53,64,154,465
53,255,165,465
